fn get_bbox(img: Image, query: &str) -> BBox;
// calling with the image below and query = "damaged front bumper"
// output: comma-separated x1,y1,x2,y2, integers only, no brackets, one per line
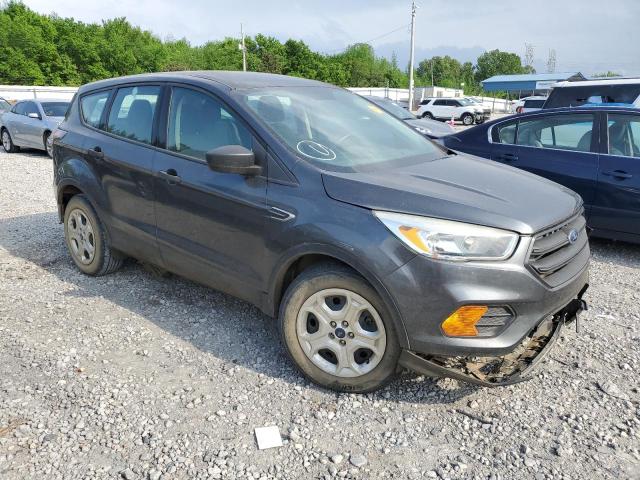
399,285,588,387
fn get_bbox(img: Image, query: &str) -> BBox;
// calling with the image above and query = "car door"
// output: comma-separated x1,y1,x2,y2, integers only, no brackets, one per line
21,101,45,148
153,85,268,301
490,112,599,213
79,84,163,264
431,99,449,119
591,112,640,237
7,102,28,145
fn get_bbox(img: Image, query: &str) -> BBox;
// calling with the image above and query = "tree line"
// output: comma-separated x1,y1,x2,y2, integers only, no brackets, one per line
0,1,532,95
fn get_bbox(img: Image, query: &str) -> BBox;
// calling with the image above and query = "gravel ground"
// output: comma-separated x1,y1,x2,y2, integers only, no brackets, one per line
0,148,638,480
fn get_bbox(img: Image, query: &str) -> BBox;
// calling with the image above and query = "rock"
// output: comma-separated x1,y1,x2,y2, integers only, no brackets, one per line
349,454,367,468
120,468,135,480
330,454,344,465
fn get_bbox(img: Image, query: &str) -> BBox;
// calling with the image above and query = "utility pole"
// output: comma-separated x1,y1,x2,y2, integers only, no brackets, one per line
547,49,556,73
408,1,417,112
240,23,247,72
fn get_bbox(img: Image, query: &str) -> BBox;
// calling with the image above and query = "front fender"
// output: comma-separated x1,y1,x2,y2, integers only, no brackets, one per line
267,242,411,349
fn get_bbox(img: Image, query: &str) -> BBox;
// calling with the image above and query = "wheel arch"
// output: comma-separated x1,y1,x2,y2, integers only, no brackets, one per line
268,245,410,349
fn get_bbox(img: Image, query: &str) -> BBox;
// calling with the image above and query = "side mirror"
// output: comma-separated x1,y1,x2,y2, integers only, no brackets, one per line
206,145,261,176
27,112,41,120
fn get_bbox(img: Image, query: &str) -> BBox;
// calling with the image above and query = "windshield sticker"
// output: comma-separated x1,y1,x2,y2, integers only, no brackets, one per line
296,140,337,161
367,104,384,114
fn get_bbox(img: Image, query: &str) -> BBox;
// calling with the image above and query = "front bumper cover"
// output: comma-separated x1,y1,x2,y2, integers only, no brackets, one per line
399,284,588,387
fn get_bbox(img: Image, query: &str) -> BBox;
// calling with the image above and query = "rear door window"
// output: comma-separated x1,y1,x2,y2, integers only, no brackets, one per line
515,114,595,152
12,102,26,115
524,100,545,109
107,85,161,144
80,91,111,128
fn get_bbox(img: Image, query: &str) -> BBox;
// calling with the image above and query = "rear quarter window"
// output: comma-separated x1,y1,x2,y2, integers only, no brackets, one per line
80,91,111,128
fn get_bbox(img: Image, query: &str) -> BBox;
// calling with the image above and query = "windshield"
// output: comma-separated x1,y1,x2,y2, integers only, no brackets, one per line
368,97,414,120
41,102,69,117
0,98,10,111
458,98,473,106
240,87,442,172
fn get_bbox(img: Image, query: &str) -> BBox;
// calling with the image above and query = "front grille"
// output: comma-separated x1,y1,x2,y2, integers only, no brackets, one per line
528,213,589,287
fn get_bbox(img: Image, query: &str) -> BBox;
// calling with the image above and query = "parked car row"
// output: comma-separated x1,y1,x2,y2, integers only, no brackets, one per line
1,99,70,156
363,95,456,139
48,71,589,392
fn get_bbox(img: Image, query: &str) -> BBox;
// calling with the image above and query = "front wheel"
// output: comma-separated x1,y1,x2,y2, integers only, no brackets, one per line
1,129,19,153
461,113,474,125
279,264,400,393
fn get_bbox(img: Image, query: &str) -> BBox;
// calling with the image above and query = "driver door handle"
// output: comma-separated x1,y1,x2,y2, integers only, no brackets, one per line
158,169,182,184
496,153,518,162
602,170,632,180
87,146,103,160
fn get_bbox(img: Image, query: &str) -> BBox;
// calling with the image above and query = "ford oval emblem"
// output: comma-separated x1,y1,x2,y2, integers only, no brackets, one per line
567,229,579,244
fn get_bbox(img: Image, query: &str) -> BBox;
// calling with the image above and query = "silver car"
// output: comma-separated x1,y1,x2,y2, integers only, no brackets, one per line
1,99,70,156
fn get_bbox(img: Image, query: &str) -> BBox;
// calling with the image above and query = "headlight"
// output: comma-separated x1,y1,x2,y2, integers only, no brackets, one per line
374,211,519,261
414,126,432,135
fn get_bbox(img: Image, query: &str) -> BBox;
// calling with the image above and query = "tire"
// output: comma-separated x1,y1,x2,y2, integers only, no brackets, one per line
279,264,401,393
1,128,19,153
422,111,434,120
461,113,474,126
44,131,52,157
63,195,123,276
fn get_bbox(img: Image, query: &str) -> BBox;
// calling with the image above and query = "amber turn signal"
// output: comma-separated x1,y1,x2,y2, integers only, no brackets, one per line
441,305,488,337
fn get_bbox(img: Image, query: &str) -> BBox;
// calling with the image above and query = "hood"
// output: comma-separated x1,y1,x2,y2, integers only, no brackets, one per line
405,118,456,138
322,153,582,235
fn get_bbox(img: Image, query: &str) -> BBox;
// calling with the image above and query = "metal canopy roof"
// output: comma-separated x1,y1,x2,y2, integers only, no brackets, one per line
481,72,586,92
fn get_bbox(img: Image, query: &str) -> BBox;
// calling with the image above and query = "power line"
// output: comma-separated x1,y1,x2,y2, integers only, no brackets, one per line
325,23,410,54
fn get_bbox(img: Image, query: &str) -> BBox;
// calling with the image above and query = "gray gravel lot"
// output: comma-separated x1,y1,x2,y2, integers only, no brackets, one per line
0,148,638,480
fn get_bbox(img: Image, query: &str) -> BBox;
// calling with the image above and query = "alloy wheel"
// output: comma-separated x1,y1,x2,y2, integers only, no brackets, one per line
296,288,387,378
2,131,10,151
67,208,96,265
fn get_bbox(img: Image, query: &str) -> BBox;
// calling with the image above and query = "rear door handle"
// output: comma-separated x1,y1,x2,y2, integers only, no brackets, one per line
602,170,632,180
87,146,103,160
496,153,518,162
158,169,182,184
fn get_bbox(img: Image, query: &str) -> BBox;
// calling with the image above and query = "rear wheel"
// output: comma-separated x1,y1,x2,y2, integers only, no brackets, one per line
44,131,52,157
64,195,123,276
1,129,19,153
279,264,400,393
422,111,434,120
461,112,474,125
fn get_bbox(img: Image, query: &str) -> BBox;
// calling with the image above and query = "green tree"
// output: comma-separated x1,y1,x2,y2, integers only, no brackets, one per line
474,49,528,83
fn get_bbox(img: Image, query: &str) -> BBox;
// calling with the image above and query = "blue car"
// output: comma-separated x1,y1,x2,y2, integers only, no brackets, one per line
443,106,640,243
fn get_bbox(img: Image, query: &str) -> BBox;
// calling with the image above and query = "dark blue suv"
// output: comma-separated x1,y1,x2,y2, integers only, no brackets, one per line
52,72,589,392
444,106,640,244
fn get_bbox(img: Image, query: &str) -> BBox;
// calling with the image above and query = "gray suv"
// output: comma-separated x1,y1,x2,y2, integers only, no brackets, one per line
52,72,589,392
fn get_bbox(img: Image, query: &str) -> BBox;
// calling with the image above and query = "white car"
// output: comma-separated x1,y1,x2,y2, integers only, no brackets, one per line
515,96,547,114
416,98,483,125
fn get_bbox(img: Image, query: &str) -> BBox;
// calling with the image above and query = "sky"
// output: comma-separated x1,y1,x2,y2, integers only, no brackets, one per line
23,0,640,76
